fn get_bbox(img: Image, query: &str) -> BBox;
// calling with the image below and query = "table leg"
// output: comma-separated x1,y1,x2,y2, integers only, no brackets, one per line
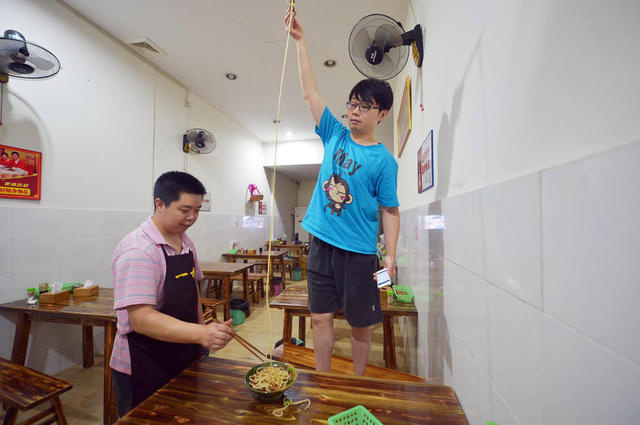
279,258,287,289
383,316,397,370
82,325,94,368
10,312,31,365
282,310,293,343
242,270,249,311
222,277,230,321
298,316,306,343
103,321,118,425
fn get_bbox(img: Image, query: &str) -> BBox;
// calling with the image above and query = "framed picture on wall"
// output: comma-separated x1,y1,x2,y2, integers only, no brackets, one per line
0,145,42,200
417,130,434,193
397,76,412,158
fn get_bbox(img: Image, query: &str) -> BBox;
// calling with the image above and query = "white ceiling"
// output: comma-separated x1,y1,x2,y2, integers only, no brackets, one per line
61,0,409,180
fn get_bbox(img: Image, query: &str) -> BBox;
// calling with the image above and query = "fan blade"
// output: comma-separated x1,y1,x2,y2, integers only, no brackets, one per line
376,54,396,78
28,56,55,71
0,48,19,59
374,24,403,49
351,27,374,57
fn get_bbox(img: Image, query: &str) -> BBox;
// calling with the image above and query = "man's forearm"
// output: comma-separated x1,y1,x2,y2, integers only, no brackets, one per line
296,37,325,123
129,305,204,345
382,207,400,262
296,36,318,100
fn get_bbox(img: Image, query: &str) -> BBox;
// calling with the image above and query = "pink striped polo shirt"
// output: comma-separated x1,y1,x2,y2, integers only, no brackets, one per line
109,217,204,375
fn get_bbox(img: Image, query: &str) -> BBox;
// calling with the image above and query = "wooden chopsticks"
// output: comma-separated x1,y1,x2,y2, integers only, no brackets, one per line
212,318,268,362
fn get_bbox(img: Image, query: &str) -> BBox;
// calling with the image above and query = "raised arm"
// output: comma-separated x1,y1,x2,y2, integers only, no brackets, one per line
285,9,326,126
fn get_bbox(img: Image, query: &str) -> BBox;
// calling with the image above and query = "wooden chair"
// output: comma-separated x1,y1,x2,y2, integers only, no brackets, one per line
271,343,425,383
0,357,72,425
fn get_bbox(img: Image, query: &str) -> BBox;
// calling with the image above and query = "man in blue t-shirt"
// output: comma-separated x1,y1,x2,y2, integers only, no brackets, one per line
286,9,400,376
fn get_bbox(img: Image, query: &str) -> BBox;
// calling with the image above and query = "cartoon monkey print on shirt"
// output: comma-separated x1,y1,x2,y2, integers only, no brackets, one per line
322,174,353,217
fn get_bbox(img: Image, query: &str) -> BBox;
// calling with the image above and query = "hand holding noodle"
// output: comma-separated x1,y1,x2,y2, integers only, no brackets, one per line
201,319,233,350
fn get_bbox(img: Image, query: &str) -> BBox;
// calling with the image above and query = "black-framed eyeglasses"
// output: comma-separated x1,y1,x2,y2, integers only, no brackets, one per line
346,101,380,112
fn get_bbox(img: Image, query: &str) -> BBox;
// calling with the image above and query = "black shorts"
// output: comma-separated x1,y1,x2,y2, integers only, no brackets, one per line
306,237,382,328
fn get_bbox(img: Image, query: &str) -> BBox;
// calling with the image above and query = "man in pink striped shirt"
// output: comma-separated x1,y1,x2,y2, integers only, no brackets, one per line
110,171,233,416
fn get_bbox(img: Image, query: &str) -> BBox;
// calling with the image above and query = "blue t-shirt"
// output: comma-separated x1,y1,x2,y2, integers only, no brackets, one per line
302,107,399,254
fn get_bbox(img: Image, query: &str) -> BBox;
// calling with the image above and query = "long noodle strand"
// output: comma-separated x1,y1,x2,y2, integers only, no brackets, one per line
265,0,296,367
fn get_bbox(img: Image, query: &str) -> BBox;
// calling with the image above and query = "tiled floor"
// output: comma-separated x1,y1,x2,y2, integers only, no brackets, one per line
2,279,417,424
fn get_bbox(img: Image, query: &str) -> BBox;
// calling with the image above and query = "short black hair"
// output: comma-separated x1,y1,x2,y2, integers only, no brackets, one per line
11,152,19,156
1,152,8,157
349,79,393,111
153,171,206,209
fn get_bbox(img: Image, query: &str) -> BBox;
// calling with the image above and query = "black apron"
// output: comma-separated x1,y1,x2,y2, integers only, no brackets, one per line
128,246,202,407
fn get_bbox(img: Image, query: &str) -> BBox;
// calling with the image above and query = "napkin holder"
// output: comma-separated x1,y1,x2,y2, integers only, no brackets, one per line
73,285,99,298
39,289,71,304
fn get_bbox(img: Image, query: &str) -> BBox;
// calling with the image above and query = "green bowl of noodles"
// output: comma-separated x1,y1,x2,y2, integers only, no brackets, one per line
244,361,297,400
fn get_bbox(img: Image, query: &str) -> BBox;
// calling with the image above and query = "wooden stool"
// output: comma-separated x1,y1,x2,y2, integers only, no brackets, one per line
202,278,222,298
0,357,72,425
271,343,425,383
201,298,227,324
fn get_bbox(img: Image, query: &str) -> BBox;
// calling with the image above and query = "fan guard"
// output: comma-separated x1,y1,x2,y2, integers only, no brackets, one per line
182,128,217,154
348,14,423,80
0,30,60,80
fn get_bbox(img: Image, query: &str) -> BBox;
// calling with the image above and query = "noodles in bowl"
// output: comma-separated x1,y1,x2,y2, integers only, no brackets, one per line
244,361,297,400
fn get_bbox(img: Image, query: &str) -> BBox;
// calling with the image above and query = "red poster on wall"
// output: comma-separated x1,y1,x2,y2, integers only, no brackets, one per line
0,145,42,200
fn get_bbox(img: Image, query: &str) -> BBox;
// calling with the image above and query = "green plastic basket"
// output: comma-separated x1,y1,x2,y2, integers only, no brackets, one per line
392,285,414,303
328,405,383,425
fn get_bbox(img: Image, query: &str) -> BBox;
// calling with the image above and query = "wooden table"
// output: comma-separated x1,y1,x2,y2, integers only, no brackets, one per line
222,251,287,289
265,242,308,259
115,356,468,424
0,288,118,425
199,261,254,320
269,286,417,370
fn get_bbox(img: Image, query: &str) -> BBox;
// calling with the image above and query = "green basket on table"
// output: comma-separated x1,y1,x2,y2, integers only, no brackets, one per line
392,285,414,303
328,405,383,425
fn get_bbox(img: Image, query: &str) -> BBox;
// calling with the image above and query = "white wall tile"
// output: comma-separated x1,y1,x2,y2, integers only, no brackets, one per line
488,284,543,425
0,308,15,341
446,261,490,373
542,143,640,363
479,173,542,308
12,264,63,293
0,271,22,302
442,191,476,271
0,238,12,274
0,208,13,239
13,208,63,238
60,235,103,265
542,315,640,425
13,237,61,268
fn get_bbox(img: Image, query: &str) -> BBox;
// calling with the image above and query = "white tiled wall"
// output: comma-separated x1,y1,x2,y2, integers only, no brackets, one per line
398,142,640,425
0,206,279,375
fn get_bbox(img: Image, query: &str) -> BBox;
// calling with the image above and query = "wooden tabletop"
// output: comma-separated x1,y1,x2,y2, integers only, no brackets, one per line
222,251,287,260
265,243,307,249
116,357,468,424
269,285,418,316
0,288,116,321
200,261,255,276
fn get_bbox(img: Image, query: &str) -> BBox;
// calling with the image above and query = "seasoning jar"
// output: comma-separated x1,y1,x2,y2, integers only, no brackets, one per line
386,288,394,304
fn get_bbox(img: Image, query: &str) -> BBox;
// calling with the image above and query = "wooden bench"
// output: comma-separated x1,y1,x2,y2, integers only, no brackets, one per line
271,342,425,383
0,357,72,425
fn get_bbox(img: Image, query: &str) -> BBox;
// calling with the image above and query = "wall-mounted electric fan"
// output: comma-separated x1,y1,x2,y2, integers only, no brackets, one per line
0,29,60,125
182,128,217,154
348,14,423,80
